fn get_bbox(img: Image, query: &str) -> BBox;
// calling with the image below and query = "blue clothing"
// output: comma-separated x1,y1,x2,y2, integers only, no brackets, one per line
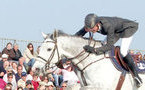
53,74,63,86
27,58,35,67
15,73,21,82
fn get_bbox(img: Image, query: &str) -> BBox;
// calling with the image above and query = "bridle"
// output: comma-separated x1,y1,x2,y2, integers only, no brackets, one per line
38,33,112,86
37,39,60,70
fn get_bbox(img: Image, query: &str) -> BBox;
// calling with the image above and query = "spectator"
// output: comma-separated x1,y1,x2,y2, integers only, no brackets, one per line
17,86,23,90
25,80,34,89
143,54,145,61
41,74,49,83
23,43,36,67
0,78,6,89
60,81,67,90
26,68,41,81
12,44,23,61
5,73,17,89
34,46,40,57
0,61,9,78
2,42,15,60
17,72,27,89
62,56,72,69
61,65,79,86
0,54,8,67
15,65,23,82
31,73,39,90
3,66,16,84
26,68,34,81
38,81,46,90
12,62,18,74
45,82,55,90
129,50,134,55
0,52,2,60
4,83,13,90
18,57,26,72
51,66,63,87
136,52,143,61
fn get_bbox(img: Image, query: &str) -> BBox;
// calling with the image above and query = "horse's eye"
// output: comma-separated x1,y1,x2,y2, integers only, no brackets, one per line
47,48,52,51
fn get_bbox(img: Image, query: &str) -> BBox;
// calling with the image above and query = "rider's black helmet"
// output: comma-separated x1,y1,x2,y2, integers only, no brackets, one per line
85,13,99,29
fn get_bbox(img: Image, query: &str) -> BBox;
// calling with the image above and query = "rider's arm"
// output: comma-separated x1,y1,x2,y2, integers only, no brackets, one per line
95,24,115,54
75,27,87,36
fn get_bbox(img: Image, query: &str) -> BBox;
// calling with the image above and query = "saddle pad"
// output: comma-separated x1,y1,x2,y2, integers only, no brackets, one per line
110,47,145,74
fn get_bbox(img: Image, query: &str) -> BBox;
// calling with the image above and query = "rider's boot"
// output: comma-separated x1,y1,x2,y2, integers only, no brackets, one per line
123,53,143,87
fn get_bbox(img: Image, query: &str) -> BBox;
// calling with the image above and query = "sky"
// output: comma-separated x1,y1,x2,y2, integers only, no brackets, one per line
0,0,145,51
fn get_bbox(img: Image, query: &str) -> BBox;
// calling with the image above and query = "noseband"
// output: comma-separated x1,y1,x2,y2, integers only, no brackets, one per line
38,39,60,70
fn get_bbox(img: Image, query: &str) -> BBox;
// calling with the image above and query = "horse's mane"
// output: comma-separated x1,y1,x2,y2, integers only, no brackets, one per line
49,30,102,43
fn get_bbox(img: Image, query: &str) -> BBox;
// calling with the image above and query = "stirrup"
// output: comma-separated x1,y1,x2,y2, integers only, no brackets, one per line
134,77,143,87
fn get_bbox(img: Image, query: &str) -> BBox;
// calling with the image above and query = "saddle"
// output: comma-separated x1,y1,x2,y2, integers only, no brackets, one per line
111,46,145,74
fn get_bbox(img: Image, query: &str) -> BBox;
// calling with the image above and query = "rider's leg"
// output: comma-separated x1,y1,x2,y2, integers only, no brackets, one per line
120,36,142,87
120,36,133,57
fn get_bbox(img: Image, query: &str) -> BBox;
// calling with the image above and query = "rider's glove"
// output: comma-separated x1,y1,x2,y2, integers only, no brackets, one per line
83,45,104,55
83,45,96,53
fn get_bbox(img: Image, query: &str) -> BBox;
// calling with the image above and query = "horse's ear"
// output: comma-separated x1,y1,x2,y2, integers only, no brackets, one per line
41,32,48,39
53,29,58,40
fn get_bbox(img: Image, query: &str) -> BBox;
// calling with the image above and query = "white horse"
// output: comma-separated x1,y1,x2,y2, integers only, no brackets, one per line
33,30,145,90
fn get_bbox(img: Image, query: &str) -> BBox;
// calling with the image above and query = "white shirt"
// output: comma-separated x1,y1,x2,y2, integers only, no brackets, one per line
26,74,41,81
61,69,79,85
3,74,17,90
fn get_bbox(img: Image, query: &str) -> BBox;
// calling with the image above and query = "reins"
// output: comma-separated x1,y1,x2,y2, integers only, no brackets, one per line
41,33,114,86
43,39,60,70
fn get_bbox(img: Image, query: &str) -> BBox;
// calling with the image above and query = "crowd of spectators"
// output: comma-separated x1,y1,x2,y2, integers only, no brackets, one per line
0,42,80,90
129,50,145,68
1,42,144,90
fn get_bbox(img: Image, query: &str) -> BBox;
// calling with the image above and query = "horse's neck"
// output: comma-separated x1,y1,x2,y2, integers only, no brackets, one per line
57,36,102,56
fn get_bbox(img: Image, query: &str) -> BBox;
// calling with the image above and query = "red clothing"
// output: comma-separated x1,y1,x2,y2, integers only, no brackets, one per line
31,80,39,90
0,78,6,89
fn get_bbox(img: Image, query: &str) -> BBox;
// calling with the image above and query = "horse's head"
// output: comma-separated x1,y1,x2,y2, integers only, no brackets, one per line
37,30,103,70
38,30,69,68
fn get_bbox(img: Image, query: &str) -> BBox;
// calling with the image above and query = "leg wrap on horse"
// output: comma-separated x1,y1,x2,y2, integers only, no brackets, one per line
123,53,142,87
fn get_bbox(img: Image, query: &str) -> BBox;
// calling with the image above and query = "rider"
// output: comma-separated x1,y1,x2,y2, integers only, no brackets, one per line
75,13,142,87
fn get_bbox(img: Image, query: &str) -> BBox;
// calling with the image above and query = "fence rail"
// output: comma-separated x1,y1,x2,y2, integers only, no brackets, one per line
0,37,42,53
0,37,145,55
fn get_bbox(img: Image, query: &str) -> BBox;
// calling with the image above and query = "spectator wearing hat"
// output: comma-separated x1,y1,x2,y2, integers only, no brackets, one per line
2,42,15,60
0,54,8,67
17,72,27,89
62,57,72,69
31,73,39,90
24,80,34,89
45,82,55,90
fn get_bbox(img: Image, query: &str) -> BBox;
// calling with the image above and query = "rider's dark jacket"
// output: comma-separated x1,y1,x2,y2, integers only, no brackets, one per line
75,17,138,54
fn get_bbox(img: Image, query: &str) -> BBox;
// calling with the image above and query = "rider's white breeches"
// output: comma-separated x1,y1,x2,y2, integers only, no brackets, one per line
120,36,133,57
